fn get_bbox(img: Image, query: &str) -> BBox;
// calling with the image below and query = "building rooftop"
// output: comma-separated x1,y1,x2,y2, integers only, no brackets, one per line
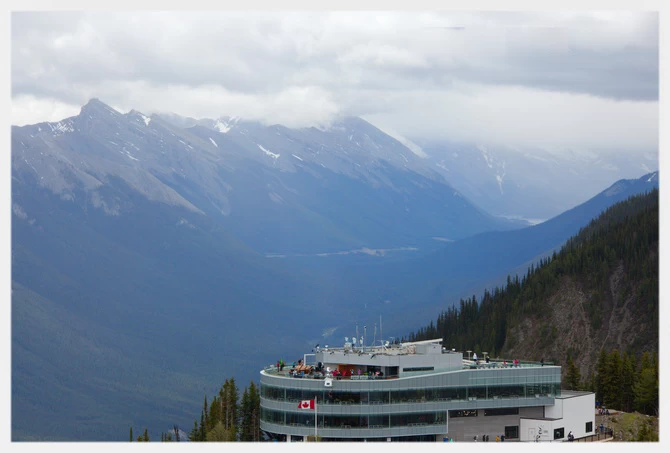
263,338,554,380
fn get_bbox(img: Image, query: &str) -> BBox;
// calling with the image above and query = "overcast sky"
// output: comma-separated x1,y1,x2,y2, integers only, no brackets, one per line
11,10,659,153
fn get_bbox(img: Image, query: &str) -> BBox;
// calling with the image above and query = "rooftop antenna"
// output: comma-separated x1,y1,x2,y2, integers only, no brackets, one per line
363,325,367,352
356,324,359,352
380,315,383,349
373,323,377,349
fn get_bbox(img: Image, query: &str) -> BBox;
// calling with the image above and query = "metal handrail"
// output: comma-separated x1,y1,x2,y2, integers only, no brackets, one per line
573,428,613,442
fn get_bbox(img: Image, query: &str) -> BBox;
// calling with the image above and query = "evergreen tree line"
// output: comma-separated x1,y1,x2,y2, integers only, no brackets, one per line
408,190,658,371
128,426,151,442
565,349,658,416
187,378,262,442
128,378,261,442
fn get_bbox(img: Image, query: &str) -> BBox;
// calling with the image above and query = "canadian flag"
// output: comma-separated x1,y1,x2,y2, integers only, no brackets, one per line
298,399,315,410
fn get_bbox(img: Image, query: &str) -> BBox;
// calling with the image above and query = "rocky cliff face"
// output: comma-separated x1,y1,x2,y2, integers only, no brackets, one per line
501,258,657,381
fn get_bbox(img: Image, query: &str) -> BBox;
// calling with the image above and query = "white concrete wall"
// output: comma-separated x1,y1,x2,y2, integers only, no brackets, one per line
520,393,595,442
520,418,556,442
561,393,595,438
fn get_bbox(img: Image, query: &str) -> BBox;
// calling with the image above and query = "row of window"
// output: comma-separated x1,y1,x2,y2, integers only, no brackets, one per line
261,383,560,404
441,408,518,418
261,408,520,438
262,408,447,429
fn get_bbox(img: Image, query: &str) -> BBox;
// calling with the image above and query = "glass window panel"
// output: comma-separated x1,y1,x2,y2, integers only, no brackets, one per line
504,425,519,439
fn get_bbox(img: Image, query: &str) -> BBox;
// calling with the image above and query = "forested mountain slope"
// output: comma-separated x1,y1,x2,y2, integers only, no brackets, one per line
409,189,658,382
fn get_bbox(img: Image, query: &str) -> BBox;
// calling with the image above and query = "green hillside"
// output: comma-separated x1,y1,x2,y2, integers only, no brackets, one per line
409,189,658,416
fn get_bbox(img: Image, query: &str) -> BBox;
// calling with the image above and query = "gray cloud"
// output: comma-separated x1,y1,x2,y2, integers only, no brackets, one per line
11,11,658,152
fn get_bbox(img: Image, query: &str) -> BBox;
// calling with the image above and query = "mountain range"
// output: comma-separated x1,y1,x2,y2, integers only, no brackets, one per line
11,99,658,440
415,139,658,222
13,99,522,256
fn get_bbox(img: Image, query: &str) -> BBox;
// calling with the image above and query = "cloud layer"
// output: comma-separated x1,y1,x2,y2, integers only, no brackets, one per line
11,11,658,151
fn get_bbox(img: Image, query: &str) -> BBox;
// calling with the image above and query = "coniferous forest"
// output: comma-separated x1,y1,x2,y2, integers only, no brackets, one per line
409,189,658,416
129,378,261,442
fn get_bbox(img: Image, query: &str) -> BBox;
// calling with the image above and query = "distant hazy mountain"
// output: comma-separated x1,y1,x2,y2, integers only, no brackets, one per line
13,99,521,257
416,140,658,222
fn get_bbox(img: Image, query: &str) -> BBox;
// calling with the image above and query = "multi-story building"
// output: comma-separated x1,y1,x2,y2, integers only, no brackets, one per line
260,338,595,442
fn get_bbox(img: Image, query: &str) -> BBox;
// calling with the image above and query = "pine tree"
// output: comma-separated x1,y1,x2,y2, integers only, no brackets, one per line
239,387,252,441
208,395,220,431
220,378,239,439
621,352,636,412
604,350,623,409
188,419,199,441
203,395,209,430
248,381,261,441
199,410,206,441
565,355,581,390
634,367,658,415
595,349,608,403
206,420,231,441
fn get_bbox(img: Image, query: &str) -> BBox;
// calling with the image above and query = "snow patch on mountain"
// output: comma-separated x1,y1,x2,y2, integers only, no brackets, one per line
258,144,280,159
398,137,427,158
134,112,151,126
292,154,303,161
496,161,507,194
215,119,231,133
478,145,493,169
209,137,218,148
647,172,657,183
523,152,558,164
49,120,74,136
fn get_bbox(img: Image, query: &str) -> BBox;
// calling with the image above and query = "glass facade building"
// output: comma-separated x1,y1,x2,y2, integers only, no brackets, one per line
259,339,563,442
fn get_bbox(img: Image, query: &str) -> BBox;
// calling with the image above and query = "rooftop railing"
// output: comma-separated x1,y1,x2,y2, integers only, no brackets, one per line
264,357,554,379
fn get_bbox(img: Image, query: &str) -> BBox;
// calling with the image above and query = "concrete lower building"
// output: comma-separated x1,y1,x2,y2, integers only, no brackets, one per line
259,339,595,442
520,391,596,442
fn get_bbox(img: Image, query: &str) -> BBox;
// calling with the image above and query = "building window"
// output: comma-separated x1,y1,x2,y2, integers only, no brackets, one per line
484,408,519,416
504,426,519,439
402,366,434,372
586,422,593,433
554,427,565,440
449,410,477,418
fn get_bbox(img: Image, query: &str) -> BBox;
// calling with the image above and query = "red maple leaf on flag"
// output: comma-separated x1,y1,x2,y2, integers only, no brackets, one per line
298,399,315,410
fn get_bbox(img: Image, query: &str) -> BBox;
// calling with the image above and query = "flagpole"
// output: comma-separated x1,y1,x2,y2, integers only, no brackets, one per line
314,396,318,441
